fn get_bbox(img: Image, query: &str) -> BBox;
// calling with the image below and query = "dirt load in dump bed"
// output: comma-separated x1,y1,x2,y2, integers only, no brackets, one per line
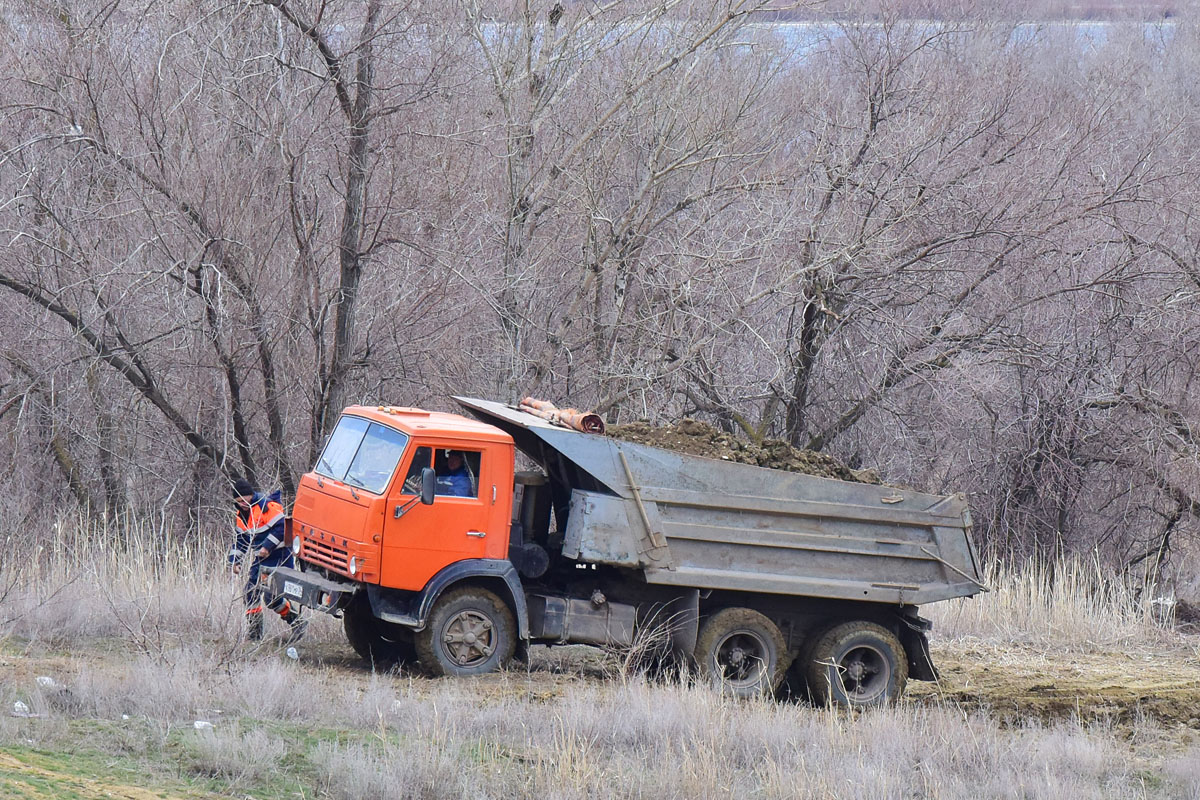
606,419,881,484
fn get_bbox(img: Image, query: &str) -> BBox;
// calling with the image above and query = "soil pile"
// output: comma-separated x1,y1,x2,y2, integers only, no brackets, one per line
606,419,880,484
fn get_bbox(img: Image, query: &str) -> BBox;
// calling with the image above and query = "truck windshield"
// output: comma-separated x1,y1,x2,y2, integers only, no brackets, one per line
315,416,409,495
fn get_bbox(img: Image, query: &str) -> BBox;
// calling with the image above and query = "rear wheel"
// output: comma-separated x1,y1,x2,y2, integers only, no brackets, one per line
694,608,787,698
343,595,417,666
806,620,907,707
415,587,515,677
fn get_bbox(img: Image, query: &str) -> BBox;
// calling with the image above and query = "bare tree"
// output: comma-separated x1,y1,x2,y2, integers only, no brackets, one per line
0,0,1198,575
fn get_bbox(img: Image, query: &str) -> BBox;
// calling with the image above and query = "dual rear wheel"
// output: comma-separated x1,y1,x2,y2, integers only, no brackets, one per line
694,608,789,698
803,620,907,707
693,608,907,707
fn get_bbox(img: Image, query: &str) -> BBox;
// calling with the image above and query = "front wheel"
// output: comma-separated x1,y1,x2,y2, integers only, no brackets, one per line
694,607,788,698
415,587,515,677
806,620,908,707
343,595,417,667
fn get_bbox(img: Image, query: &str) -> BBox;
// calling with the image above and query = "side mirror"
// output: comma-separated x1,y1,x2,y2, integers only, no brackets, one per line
420,467,436,505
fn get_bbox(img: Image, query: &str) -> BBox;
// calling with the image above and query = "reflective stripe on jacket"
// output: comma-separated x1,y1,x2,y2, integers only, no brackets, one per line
228,490,287,563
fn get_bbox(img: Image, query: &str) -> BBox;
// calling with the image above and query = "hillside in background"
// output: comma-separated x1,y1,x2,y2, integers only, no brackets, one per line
769,0,1182,18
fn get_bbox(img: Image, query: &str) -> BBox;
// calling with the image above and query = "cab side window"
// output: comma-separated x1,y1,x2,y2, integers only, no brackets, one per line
433,449,482,498
400,447,433,494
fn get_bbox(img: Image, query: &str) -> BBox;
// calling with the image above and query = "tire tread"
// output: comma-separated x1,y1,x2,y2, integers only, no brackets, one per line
806,620,907,707
694,607,787,697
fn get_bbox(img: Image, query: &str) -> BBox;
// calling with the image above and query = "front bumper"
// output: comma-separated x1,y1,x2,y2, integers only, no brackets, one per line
264,566,358,615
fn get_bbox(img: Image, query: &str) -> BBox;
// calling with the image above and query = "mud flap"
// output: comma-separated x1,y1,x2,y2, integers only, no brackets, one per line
666,589,700,656
633,589,699,657
898,610,939,681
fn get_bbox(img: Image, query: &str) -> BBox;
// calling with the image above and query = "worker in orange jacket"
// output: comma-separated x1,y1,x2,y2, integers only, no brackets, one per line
230,478,306,643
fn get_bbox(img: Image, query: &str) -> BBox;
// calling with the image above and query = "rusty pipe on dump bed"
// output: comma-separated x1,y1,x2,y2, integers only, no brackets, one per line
518,397,606,434
519,398,567,427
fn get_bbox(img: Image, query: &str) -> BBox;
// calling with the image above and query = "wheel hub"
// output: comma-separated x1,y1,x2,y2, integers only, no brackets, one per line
715,631,768,687
443,610,494,666
837,645,888,701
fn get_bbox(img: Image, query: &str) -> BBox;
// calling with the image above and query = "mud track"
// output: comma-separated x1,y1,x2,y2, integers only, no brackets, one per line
908,640,1200,729
295,637,1200,731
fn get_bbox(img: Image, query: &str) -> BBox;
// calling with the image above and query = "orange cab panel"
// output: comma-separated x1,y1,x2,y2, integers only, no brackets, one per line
292,473,387,582
381,439,514,591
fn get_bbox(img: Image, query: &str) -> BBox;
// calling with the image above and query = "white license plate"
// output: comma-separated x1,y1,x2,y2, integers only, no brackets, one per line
283,581,304,599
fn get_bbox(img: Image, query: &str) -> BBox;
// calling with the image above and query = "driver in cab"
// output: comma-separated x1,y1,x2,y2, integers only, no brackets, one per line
436,450,472,497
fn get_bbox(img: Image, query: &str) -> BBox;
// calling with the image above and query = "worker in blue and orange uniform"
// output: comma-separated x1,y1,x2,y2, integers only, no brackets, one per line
436,450,473,497
229,477,306,643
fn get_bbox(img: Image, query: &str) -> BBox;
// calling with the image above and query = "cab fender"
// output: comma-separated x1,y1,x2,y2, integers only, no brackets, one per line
367,559,528,639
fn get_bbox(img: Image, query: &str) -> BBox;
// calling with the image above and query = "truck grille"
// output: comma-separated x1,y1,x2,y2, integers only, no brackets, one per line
302,538,350,572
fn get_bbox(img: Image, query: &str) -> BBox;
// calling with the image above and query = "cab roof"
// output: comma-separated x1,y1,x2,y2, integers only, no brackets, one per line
341,405,514,444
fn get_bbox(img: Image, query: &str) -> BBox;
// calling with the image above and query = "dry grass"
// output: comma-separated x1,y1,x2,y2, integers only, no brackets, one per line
3,646,1196,799
929,556,1176,650
1,518,1198,799
0,514,347,655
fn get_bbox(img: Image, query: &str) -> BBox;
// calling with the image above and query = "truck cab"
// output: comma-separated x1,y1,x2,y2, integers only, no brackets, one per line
290,405,516,590
274,406,528,676
275,406,532,675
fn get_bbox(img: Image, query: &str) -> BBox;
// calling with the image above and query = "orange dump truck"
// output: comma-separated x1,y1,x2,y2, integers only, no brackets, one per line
268,397,983,705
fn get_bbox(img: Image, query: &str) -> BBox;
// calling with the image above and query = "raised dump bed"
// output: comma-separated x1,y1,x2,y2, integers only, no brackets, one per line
456,397,983,607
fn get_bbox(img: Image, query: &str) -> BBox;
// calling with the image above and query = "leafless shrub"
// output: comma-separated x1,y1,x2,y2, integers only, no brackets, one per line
225,659,314,721
0,0,1195,579
0,512,361,660
67,652,211,721
611,606,685,681
311,738,482,800
182,727,289,788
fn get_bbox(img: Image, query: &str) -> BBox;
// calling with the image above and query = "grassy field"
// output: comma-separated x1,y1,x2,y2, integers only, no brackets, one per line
1,522,1198,799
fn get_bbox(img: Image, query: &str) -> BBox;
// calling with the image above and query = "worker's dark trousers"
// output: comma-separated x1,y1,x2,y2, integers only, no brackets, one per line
242,552,304,642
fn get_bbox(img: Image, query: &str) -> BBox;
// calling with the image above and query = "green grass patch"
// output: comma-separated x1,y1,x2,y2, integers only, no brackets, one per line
0,716,369,800
0,744,217,799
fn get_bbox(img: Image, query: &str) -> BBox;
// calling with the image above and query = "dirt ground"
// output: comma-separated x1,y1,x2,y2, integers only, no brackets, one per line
908,639,1200,732
606,419,880,484
252,636,1200,735
6,635,1200,735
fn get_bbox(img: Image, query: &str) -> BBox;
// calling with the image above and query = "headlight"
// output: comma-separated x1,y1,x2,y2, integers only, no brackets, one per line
291,536,302,555
349,556,357,576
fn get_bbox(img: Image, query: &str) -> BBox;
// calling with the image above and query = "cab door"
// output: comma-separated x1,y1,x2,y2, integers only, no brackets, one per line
381,443,492,591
